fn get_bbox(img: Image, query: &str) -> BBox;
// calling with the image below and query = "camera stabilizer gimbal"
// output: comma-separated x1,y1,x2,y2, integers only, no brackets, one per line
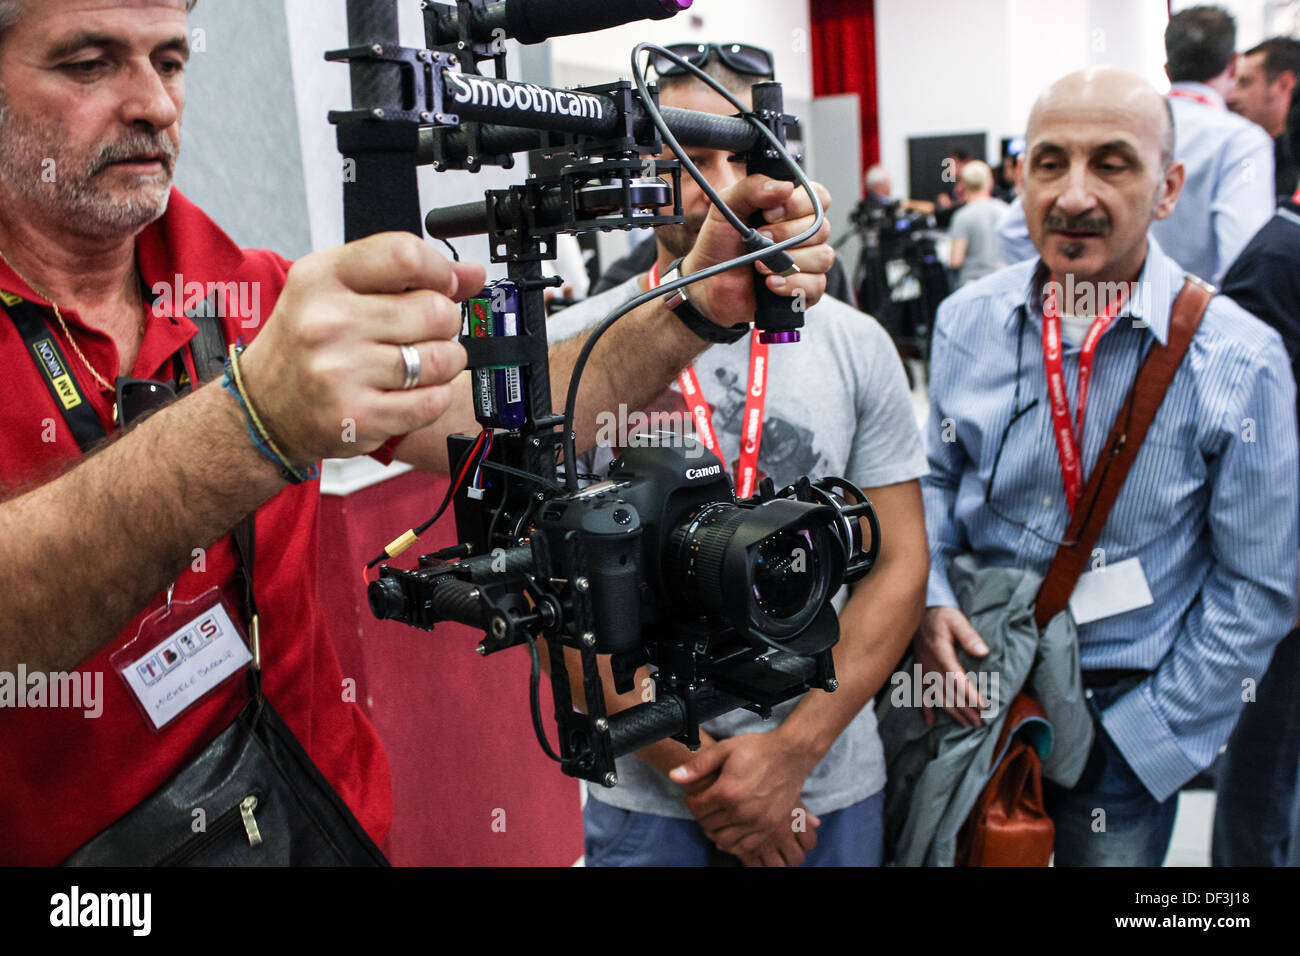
333,0,880,787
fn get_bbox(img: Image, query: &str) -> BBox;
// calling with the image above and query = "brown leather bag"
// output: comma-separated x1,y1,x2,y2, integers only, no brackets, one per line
955,277,1213,867
956,693,1054,865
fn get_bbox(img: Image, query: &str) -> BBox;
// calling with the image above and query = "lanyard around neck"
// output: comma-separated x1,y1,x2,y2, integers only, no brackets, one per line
1040,281,1130,513
648,261,770,498
1168,88,1220,109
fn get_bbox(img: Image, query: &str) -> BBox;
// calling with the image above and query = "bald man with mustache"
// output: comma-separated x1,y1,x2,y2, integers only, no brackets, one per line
914,67,1298,866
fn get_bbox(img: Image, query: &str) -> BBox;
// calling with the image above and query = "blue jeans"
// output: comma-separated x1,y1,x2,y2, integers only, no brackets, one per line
1043,678,1178,866
583,790,884,867
1212,626,1300,866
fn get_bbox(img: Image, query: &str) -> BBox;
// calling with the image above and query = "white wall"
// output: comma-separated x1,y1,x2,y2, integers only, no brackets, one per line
875,0,1169,197
875,0,1013,198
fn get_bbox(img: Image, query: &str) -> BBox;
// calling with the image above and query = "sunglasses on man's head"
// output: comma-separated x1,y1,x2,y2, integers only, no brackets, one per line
650,42,775,80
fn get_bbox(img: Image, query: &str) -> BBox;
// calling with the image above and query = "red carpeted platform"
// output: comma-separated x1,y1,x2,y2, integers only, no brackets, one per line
318,467,583,866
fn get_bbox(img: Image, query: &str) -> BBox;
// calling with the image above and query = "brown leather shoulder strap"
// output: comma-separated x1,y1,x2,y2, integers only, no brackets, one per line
1033,276,1213,629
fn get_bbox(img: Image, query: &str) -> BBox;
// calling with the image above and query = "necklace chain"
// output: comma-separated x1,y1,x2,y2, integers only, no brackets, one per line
0,247,118,393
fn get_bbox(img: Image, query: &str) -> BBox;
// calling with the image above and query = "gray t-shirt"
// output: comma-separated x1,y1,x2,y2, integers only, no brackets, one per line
547,278,929,819
950,197,1009,288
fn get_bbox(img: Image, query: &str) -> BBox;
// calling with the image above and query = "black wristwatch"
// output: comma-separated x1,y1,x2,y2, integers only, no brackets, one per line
659,257,750,344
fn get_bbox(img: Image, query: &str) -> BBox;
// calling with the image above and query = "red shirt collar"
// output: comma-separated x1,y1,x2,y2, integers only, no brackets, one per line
0,187,250,306
0,187,255,385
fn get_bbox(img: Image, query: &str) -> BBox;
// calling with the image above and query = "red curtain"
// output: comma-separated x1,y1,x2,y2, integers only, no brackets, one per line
810,0,879,186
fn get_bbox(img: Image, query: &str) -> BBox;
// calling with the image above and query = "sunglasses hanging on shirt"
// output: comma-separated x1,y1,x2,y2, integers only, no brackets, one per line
115,377,177,430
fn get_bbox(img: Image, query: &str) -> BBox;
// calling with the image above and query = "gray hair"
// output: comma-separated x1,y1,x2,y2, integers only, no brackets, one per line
0,0,198,43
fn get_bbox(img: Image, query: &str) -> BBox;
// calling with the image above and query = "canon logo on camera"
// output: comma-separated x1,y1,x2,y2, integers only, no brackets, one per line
684,465,721,480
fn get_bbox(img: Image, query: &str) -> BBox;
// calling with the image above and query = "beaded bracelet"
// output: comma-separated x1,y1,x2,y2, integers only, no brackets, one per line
221,345,318,484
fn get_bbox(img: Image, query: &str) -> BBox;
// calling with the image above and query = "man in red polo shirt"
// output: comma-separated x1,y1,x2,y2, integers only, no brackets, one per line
0,0,835,864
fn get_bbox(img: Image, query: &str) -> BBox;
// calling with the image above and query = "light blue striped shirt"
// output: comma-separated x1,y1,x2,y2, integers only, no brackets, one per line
1150,81,1276,285
923,235,1299,801
996,195,1036,266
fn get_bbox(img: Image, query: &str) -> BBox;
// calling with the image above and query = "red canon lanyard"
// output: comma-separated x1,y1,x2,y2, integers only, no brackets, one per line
649,262,770,498
1040,281,1129,513
1168,88,1219,109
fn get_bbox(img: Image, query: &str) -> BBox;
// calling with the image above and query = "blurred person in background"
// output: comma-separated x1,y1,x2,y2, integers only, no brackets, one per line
993,143,1021,204
864,164,894,212
1229,36,1300,201
997,137,1038,265
946,160,1007,288
1151,6,1274,285
1213,81,1300,866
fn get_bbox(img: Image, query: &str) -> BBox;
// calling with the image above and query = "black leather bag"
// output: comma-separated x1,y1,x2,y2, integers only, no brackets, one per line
60,510,388,866
60,316,387,866
63,672,389,866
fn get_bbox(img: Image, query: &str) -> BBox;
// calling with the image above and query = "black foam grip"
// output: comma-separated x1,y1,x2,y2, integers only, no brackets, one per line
423,111,759,169
425,200,490,238
429,577,489,630
455,125,544,157
425,191,566,238
657,107,756,152
504,0,685,45
607,686,743,757
745,82,804,337
460,546,534,580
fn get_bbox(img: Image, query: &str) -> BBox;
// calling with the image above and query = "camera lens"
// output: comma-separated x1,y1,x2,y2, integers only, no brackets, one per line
751,528,819,622
667,500,837,641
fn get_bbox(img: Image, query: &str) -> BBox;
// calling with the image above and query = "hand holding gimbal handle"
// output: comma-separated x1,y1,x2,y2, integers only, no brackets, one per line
747,81,803,343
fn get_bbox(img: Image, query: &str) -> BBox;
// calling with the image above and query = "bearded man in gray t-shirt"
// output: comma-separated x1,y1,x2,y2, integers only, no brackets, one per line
546,47,929,867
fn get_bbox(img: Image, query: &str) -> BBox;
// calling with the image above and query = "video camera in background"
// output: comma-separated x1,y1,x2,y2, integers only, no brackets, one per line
847,197,949,378
333,0,880,788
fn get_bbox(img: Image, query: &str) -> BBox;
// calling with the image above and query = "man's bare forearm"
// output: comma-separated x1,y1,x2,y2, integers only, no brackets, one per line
776,484,929,764
0,383,286,672
551,297,707,455
778,552,926,765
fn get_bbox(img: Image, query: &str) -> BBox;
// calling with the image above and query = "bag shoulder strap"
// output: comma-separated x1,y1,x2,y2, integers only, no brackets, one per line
186,295,229,384
188,305,259,646
1033,276,1214,629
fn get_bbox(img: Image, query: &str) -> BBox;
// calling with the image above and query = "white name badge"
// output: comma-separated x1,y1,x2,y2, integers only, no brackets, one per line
115,590,253,730
1069,556,1155,626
